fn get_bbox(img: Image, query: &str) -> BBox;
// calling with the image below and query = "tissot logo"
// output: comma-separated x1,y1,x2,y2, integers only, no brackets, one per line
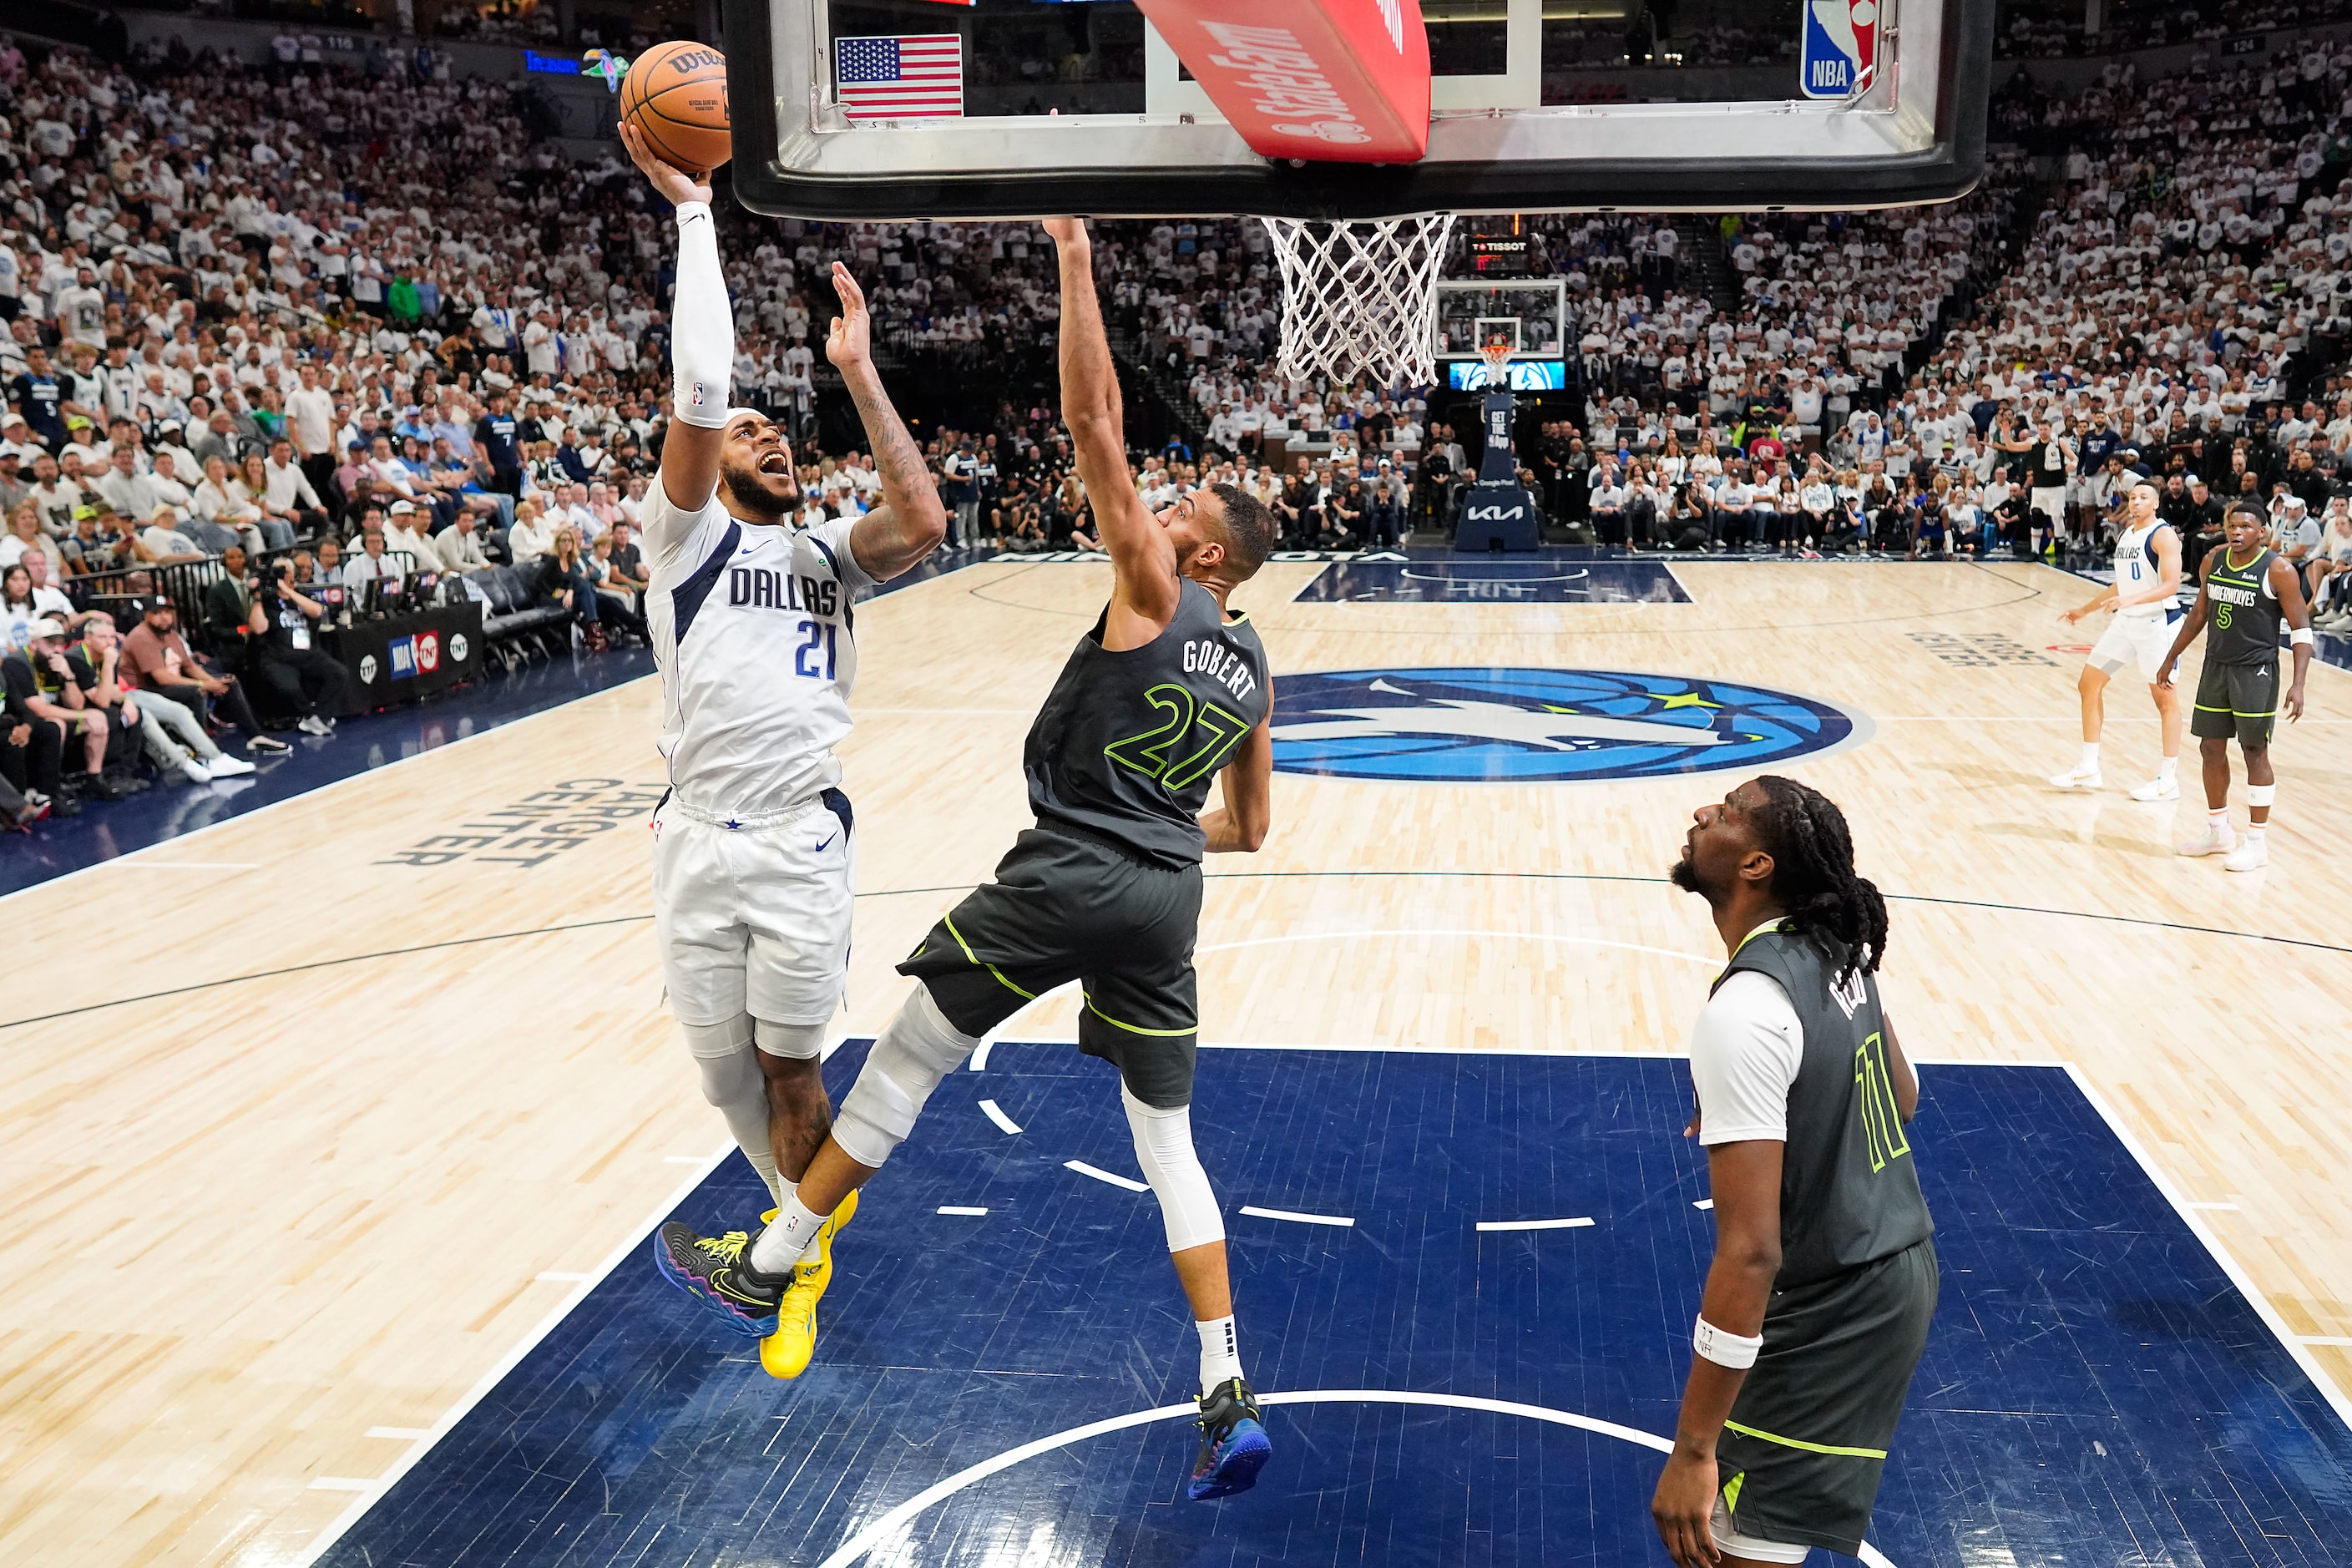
1269,667,1870,782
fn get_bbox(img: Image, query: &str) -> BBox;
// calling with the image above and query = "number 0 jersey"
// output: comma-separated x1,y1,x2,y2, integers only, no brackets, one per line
643,479,872,820
1024,578,1271,870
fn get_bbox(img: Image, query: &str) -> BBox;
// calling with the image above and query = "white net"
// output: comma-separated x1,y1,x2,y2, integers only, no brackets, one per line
1262,215,1457,390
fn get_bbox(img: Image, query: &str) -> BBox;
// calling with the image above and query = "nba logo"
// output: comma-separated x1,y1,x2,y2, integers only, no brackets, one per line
1799,0,1876,98
389,635,417,679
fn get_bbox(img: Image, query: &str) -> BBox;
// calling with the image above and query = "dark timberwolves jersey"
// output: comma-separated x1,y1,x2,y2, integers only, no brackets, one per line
1024,578,1270,870
1712,928,1935,1290
2203,546,2284,666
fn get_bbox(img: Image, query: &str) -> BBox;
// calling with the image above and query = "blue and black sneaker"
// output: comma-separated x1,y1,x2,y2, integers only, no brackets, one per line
1187,1377,1272,1500
652,1222,787,1338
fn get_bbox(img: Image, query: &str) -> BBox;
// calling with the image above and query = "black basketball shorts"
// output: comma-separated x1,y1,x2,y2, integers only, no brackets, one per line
1715,1238,1940,1558
898,825,1203,1109
2190,659,2280,748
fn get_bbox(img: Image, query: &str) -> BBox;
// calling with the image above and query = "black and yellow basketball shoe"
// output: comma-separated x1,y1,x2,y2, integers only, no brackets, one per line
652,1222,787,1338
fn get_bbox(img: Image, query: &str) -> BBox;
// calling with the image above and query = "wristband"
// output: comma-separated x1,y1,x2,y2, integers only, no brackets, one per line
1694,1315,1763,1369
2291,626,2314,645
673,200,712,226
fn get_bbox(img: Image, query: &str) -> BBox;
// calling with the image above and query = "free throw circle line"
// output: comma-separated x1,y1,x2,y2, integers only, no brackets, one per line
811,1388,1901,1568
1399,567,1592,584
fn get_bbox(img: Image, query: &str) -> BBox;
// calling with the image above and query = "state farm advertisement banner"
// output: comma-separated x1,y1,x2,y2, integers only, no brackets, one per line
1137,0,1431,164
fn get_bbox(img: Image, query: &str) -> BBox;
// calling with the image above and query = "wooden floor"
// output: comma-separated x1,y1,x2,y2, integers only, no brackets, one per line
3,557,2347,1567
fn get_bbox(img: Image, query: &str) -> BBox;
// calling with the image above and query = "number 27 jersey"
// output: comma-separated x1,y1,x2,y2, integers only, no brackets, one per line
1024,578,1270,870
644,480,872,820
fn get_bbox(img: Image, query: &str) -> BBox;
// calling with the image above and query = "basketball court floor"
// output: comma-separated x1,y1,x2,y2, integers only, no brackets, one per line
4,551,2349,1568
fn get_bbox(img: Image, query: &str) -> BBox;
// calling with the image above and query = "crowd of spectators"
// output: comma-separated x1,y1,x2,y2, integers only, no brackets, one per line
2000,0,2352,58
8,18,2352,837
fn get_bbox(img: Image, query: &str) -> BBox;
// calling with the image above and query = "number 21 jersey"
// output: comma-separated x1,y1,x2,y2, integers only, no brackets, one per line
644,482,872,819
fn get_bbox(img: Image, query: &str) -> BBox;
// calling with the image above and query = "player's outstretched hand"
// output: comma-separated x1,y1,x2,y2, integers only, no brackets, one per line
620,122,711,207
2285,681,2306,722
1651,1451,1723,1568
826,261,870,374
1043,217,1088,249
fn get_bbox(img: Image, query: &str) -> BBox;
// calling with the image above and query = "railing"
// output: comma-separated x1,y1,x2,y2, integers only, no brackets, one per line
65,549,428,654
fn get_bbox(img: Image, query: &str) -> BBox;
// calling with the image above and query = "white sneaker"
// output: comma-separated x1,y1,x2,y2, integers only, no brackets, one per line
297,715,331,736
205,753,257,778
180,756,212,784
2177,822,2238,857
2048,763,2103,790
2223,836,2269,872
2129,776,2180,802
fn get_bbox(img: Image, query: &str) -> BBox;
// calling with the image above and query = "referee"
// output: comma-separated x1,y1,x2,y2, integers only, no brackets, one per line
1654,776,1936,1567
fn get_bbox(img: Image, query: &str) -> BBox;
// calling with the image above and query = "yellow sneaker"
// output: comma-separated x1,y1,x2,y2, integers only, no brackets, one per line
758,1189,858,1379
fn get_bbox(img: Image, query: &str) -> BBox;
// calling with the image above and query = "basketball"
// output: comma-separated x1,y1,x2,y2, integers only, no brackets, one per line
620,40,731,175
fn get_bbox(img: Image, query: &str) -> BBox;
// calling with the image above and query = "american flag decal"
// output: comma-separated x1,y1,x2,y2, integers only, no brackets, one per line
835,35,964,120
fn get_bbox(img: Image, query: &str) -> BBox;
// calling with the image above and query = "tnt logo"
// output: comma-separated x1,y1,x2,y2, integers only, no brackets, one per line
417,632,441,674
1799,0,1877,99
388,635,417,679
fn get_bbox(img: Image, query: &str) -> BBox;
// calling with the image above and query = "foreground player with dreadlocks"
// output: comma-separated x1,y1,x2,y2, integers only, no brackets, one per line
1652,776,1937,1568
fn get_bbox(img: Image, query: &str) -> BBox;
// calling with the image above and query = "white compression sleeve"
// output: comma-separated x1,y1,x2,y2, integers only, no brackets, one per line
1123,1083,1226,1252
832,986,978,1170
681,1015,781,1203
670,200,731,430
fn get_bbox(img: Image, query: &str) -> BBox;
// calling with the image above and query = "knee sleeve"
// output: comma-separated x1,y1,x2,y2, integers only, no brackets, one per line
1123,1083,1226,1253
833,985,977,1170
682,1014,781,1197
754,1018,825,1060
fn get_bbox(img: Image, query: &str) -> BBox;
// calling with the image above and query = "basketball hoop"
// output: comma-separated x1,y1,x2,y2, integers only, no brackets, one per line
1263,215,1456,389
1477,339,1515,392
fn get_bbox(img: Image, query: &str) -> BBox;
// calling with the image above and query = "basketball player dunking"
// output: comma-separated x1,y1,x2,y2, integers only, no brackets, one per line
2049,482,2186,800
661,215,1285,1500
2159,499,2313,872
1655,776,1937,1568
620,124,946,1378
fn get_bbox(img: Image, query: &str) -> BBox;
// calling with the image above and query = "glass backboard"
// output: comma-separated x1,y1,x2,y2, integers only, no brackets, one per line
724,0,1991,221
1433,279,1566,361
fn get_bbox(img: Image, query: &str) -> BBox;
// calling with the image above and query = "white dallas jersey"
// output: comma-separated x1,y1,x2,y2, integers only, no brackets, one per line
643,479,872,818
2111,516,2173,620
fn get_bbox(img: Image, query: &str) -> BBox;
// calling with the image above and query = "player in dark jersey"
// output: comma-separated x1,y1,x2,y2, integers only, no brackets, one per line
655,216,1283,1500
2159,499,2313,872
1655,776,1935,1568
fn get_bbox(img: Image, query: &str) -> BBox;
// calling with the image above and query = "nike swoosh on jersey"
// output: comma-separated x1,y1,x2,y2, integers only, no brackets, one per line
816,832,837,851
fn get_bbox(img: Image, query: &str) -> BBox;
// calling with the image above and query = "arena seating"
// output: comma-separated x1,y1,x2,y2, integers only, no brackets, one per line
6,16,2352,832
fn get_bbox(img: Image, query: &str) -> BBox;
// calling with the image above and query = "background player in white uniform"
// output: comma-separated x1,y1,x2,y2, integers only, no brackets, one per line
2050,482,2184,799
620,125,945,1376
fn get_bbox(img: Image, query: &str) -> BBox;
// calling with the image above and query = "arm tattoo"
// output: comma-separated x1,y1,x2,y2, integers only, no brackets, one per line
849,372,926,524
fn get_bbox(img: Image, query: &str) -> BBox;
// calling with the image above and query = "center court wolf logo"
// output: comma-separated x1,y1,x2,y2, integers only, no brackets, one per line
1270,668,1869,782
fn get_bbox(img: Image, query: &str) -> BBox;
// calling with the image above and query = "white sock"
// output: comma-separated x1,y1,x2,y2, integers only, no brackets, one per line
2157,756,2177,782
749,1191,828,1277
2208,808,2230,832
2245,822,2268,843
1196,1314,1243,1394
2079,742,2100,768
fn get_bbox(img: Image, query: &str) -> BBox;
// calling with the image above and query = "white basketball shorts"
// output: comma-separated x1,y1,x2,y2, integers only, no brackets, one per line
652,791,854,1027
2088,613,2176,682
